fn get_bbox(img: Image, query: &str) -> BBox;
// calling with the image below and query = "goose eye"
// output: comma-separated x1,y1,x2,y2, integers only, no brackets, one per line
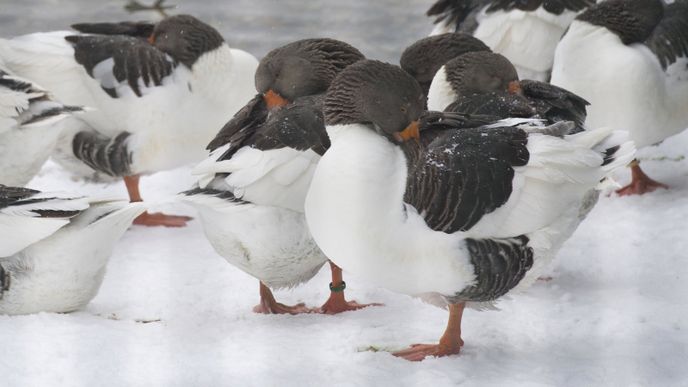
400,107,407,113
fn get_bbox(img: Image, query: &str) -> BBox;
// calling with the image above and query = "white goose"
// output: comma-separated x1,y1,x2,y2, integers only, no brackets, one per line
551,0,688,195
0,15,258,225
183,39,378,314
305,60,635,361
427,0,594,81
0,185,145,315
0,64,83,186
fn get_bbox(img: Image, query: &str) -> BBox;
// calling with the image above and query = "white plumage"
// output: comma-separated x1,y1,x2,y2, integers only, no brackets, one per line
305,121,634,300
0,31,258,175
0,63,82,186
183,145,327,289
0,193,145,315
431,6,581,81
551,20,688,149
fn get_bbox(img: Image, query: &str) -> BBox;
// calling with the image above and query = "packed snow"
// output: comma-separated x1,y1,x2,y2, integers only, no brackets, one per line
0,129,685,386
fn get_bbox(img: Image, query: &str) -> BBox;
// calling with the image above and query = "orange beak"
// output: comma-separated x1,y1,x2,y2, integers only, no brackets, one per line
393,120,420,143
508,80,522,95
263,89,289,109
147,34,155,45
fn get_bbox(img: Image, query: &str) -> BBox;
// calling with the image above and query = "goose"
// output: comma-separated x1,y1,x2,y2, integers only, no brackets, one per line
182,39,379,314
305,60,635,360
0,65,83,186
399,33,490,99
551,0,688,195
426,0,594,81
0,15,258,225
426,51,589,134
0,185,145,315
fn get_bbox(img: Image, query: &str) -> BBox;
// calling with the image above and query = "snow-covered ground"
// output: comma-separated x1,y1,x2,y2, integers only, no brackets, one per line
1,130,686,386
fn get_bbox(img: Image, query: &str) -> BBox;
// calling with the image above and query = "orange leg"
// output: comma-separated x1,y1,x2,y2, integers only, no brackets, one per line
252,282,316,315
319,261,382,314
123,175,192,227
393,303,465,361
616,161,668,196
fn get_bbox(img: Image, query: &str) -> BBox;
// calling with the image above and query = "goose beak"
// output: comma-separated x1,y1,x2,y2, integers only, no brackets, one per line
508,80,522,95
394,120,420,143
263,89,289,109
147,34,155,45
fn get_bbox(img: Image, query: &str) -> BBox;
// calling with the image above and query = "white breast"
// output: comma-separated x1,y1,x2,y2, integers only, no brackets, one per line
551,21,688,148
474,7,578,81
427,66,457,111
305,124,476,297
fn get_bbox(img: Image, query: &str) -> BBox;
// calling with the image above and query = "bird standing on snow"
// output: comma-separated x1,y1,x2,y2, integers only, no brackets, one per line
183,39,379,314
305,60,634,361
426,0,594,81
551,0,688,195
0,66,83,186
0,15,258,226
0,185,145,315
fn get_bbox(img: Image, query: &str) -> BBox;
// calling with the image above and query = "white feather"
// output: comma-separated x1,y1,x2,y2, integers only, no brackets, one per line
473,6,579,81
180,191,327,289
551,21,688,148
0,200,145,315
0,192,89,256
0,33,259,174
305,122,634,303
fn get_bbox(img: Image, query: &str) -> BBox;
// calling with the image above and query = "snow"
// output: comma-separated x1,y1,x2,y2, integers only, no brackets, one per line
0,129,685,386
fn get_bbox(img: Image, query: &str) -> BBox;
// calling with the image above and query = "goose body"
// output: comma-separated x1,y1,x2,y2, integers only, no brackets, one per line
428,0,593,81
307,121,632,297
551,0,688,194
185,96,329,289
0,24,258,176
551,1,688,149
0,185,145,315
0,66,83,186
304,60,634,360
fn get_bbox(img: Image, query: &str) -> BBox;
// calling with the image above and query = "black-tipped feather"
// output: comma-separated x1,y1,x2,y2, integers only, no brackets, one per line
646,0,688,69
519,80,589,134
206,94,268,153
0,185,84,218
71,21,155,38
72,131,132,177
1,70,84,126
65,34,176,98
449,236,534,302
208,94,329,163
427,0,594,33
181,187,247,204
404,124,530,234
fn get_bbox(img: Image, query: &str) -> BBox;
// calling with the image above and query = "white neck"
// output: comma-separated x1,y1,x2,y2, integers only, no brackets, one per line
190,44,258,108
427,65,457,111
306,124,475,297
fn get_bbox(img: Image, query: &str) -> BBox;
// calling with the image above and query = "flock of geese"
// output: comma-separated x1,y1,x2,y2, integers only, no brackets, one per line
0,0,686,361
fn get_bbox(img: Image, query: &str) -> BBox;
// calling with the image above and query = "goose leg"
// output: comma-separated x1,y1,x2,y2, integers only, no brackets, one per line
252,282,316,315
319,261,382,314
124,175,192,227
616,160,668,196
393,303,465,361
